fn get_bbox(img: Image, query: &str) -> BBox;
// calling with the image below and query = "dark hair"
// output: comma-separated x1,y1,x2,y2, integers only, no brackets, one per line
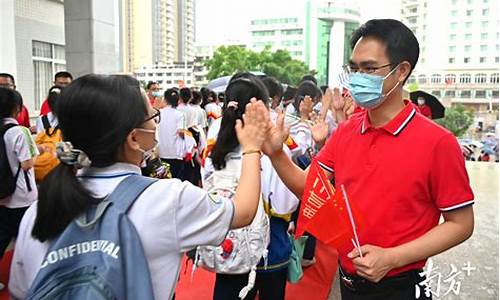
300,75,317,85
0,87,22,118
210,73,269,170
262,77,283,99
164,88,179,107
208,91,217,102
218,92,225,101
179,87,192,103
350,19,419,83
320,85,328,95
32,74,148,242
191,90,202,105
146,81,158,90
200,88,210,108
46,85,63,115
293,80,321,113
0,73,15,85
282,85,297,101
54,71,73,81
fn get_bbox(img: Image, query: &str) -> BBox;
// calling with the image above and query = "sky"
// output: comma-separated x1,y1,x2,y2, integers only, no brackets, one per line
194,0,401,46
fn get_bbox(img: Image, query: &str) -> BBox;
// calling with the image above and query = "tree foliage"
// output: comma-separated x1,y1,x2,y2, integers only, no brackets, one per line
435,104,474,137
204,45,314,86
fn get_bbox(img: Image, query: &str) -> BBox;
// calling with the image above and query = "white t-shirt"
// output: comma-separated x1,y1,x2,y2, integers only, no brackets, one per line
189,104,208,129
158,107,186,160
35,112,58,134
177,103,196,129
0,118,38,208
8,163,234,300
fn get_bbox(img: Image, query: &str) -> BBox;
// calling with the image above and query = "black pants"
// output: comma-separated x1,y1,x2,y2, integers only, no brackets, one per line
162,159,185,180
0,206,28,259
340,271,431,300
213,268,288,300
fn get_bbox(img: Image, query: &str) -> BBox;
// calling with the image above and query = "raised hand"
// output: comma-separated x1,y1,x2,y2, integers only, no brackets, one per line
309,112,329,146
262,112,289,157
235,98,271,152
299,95,313,121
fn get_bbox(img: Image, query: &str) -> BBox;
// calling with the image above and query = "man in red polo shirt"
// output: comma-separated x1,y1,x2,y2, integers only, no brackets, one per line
263,19,474,300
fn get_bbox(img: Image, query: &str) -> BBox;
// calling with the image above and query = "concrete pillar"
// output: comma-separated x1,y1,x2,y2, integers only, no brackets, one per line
329,21,345,87
64,0,118,77
0,0,17,77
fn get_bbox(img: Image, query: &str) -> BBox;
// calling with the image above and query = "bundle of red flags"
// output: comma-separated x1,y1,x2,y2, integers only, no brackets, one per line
295,160,363,250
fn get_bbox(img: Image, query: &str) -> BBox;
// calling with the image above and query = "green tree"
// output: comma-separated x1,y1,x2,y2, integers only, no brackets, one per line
204,45,314,86
435,104,474,137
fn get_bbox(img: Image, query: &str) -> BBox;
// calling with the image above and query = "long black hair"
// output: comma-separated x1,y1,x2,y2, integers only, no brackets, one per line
32,74,148,242
210,73,269,170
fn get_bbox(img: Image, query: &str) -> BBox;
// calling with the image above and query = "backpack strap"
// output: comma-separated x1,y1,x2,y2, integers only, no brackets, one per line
108,174,157,213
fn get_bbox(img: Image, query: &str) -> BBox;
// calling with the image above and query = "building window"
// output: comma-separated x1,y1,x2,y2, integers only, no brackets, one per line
481,33,488,39
465,34,472,40
480,45,488,51
431,90,442,97
467,0,472,3
407,75,416,84
482,8,489,15
475,90,486,98
445,90,456,97
449,34,456,41
445,74,456,84
460,90,472,98
466,9,473,16
465,22,472,29
493,90,499,98
481,21,489,28
460,74,471,83
32,41,66,110
496,57,499,63
480,57,487,63
281,29,303,35
475,73,487,83
450,22,457,29
450,10,458,16
431,74,442,83
418,74,427,84
451,0,458,4
491,73,499,84
449,46,456,52
449,57,455,63
464,57,471,63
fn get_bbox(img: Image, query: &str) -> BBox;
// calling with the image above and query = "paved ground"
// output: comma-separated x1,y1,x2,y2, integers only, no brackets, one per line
328,162,499,300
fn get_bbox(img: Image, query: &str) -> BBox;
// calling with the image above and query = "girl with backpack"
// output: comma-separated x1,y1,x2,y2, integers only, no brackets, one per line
9,74,270,300
0,88,38,290
199,73,298,300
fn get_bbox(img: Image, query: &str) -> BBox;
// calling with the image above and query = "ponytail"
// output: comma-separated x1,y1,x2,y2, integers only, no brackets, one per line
32,163,96,242
210,106,239,170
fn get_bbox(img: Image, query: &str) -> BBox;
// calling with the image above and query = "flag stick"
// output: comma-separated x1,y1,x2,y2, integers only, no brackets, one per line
341,184,363,257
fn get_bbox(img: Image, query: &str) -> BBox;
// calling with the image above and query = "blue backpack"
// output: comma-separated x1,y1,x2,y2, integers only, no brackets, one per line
26,175,157,300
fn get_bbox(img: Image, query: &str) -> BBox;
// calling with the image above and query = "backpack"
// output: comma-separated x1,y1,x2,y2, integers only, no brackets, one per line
196,153,270,299
0,123,30,199
34,115,62,182
26,175,157,300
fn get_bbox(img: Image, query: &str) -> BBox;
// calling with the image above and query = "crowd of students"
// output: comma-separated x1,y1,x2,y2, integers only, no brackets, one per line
0,19,475,300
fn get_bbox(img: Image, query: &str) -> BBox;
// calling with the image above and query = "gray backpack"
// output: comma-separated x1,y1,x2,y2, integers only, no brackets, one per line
26,175,157,300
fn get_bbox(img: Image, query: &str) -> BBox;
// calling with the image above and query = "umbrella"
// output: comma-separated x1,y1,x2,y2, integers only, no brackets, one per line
481,146,495,155
205,72,267,93
410,90,445,119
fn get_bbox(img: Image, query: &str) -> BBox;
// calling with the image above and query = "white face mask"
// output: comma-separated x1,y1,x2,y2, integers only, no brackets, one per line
417,99,425,106
135,128,158,167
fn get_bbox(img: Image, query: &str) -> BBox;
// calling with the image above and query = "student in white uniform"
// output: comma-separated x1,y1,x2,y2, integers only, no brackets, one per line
0,88,38,291
35,86,62,134
205,73,298,300
8,74,271,300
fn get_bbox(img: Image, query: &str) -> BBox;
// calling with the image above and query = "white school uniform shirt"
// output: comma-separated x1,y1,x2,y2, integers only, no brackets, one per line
35,112,58,134
158,107,186,160
283,106,313,158
189,104,208,129
8,163,234,300
204,102,222,126
0,118,38,208
177,103,196,129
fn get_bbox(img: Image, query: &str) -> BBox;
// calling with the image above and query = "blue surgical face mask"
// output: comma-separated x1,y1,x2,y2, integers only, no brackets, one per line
348,65,401,109
152,91,162,98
